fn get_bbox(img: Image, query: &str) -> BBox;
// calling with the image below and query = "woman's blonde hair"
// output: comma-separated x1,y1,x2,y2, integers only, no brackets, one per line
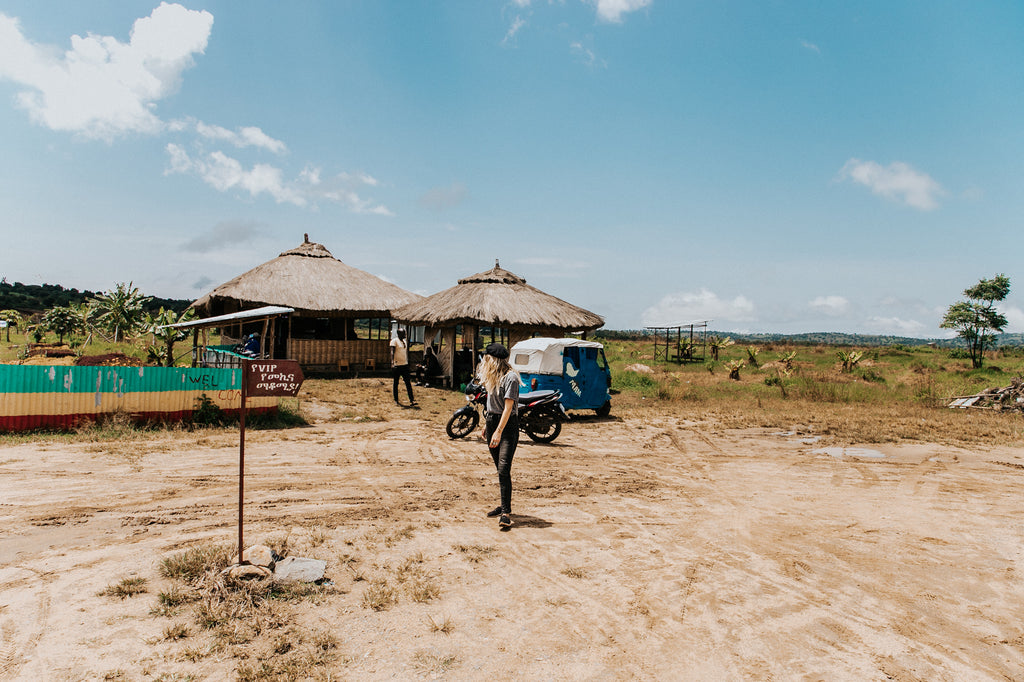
479,354,519,395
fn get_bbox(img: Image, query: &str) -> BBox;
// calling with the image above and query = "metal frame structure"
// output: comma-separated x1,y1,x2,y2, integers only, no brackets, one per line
645,321,709,364
160,305,295,367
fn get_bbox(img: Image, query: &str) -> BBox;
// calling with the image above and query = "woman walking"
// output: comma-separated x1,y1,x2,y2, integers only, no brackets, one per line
479,343,520,530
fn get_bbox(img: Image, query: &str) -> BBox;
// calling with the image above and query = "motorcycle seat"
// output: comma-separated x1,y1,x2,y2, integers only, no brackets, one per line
518,390,558,404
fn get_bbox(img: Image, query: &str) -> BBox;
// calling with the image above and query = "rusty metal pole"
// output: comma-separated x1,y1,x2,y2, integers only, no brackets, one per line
238,360,248,565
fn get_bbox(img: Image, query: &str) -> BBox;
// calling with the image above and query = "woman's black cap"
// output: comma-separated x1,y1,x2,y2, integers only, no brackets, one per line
484,342,509,359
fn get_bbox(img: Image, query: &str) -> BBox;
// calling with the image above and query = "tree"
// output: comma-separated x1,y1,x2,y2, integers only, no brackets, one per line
91,282,151,343
144,307,197,366
0,309,22,342
41,306,80,344
708,335,734,361
940,274,1010,369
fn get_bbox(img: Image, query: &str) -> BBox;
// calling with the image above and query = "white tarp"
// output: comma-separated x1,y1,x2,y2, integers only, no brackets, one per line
510,337,603,375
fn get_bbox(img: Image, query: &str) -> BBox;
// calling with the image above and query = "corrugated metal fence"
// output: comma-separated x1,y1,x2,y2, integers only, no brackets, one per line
0,365,277,431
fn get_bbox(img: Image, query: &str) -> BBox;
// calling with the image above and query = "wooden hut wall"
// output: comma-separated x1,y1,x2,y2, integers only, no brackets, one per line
289,338,390,369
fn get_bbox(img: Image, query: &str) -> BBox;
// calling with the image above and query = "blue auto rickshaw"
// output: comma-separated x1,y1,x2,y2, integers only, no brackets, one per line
510,337,612,417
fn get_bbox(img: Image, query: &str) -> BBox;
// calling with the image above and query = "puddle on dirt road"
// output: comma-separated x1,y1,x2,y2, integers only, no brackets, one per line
813,447,886,459
774,431,822,444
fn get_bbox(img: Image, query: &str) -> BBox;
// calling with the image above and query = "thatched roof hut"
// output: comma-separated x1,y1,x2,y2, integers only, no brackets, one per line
392,261,603,386
192,235,420,315
192,235,422,371
393,261,604,331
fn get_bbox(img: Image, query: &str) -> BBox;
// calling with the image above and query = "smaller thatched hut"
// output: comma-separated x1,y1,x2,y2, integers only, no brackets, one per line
392,261,604,387
192,235,422,370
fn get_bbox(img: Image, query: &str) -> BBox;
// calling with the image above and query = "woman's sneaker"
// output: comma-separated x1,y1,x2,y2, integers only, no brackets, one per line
486,506,502,518
499,514,513,529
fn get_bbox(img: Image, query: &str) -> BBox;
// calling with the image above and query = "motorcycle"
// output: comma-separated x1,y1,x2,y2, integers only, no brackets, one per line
445,380,567,443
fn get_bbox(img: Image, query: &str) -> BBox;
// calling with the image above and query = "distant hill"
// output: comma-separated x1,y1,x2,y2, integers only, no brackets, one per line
0,280,192,315
594,329,1024,349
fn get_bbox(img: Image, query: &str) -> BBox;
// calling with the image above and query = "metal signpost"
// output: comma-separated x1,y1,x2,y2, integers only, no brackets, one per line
237,358,304,564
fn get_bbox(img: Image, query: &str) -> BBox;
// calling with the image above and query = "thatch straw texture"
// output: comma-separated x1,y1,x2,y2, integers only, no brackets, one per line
192,237,422,315
393,262,604,332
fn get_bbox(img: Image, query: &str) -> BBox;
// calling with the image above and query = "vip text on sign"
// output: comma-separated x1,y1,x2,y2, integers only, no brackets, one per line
244,360,304,397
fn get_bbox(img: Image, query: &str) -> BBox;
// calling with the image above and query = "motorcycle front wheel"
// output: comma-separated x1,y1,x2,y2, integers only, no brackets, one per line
523,417,562,444
446,410,480,439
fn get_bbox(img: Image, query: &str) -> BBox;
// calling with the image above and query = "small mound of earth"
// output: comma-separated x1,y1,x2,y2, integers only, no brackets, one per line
74,353,143,367
624,363,654,374
27,344,76,358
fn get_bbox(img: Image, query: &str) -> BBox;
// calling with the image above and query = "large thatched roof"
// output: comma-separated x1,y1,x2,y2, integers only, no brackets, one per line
192,236,422,315
392,261,604,332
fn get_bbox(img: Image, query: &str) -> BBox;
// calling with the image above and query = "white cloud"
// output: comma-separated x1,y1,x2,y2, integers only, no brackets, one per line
864,316,926,336
839,158,944,211
570,41,605,68
1000,305,1024,333
419,183,468,211
590,0,651,23
0,3,213,139
800,39,821,54
503,15,527,46
191,120,287,153
164,144,392,214
642,288,755,327
808,295,848,316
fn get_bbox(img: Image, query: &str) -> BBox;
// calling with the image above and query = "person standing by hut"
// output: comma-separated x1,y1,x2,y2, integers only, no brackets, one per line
479,343,519,530
390,328,416,407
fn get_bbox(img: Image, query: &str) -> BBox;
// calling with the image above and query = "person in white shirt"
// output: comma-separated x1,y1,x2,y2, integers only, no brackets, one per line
389,328,416,406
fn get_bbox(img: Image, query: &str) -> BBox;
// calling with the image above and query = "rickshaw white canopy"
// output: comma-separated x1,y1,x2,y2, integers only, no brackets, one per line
510,337,604,375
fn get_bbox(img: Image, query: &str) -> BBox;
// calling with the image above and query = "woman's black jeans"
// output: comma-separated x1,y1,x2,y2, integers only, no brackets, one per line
484,413,519,514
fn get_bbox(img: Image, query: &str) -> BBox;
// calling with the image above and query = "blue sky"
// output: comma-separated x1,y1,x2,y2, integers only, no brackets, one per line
1,1,1022,335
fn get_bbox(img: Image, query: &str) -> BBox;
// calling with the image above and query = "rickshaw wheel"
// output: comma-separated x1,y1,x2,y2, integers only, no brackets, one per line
595,401,611,418
446,411,479,439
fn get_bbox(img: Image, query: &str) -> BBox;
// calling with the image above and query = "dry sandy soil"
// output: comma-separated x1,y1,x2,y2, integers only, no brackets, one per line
2,379,1023,681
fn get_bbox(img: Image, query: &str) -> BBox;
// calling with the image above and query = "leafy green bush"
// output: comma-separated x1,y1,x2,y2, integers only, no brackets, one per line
192,394,225,426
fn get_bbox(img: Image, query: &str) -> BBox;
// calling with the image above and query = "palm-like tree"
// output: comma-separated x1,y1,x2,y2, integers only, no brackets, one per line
41,306,81,344
708,335,734,361
144,307,197,366
91,282,151,343
0,309,23,342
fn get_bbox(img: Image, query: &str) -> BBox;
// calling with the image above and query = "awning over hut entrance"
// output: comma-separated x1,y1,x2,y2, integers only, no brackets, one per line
191,236,422,371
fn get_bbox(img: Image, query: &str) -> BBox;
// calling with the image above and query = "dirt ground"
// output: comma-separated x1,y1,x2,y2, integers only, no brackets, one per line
2,379,1024,681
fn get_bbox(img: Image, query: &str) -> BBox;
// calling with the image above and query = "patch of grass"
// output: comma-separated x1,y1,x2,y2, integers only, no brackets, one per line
99,577,148,599
452,544,496,563
412,649,460,676
427,614,455,634
307,526,330,547
384,523,416,547
157,584,198,608
159,543,234,583
407,576,441,603
361,578,398,611
162,623,190,641
560,566,588,580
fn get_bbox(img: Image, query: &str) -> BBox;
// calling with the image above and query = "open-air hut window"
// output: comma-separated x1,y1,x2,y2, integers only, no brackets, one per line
353,318,389,340
479,326,509,349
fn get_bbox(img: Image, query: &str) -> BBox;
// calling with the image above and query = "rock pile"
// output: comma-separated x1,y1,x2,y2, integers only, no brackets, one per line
225,544,328,582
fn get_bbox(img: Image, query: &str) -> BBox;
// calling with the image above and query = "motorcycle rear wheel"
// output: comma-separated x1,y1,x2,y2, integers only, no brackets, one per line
446,411,479,439
524,418,561,443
